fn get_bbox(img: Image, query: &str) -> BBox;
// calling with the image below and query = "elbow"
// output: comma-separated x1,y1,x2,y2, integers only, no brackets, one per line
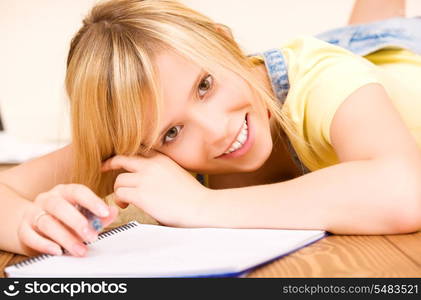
390,174,421,234
392,198,421,234
382,157,421,234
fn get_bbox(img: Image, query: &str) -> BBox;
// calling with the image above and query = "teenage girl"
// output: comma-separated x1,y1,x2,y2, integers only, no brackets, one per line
0,0,420,257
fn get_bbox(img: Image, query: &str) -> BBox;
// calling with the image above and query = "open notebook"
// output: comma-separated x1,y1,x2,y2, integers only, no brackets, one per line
5,221,326,278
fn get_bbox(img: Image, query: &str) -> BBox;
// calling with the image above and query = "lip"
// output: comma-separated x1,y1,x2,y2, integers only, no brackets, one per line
216,113,253,159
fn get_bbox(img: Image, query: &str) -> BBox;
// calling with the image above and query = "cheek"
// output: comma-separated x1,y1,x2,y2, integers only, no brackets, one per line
165,144,206,170
218,80,251,105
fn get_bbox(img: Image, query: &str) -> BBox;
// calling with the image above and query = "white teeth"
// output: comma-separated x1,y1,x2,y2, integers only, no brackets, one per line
237,133,247,145
224,119,248,154
233,141,242,148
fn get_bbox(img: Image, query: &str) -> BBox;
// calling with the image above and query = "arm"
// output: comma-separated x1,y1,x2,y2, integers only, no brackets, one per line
348,0,406,25
0,145,73,200
200,159,420,234
197,84,421,234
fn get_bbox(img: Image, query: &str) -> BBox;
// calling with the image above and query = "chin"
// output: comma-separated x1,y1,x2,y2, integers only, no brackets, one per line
240,154,269,172
237,141,273,173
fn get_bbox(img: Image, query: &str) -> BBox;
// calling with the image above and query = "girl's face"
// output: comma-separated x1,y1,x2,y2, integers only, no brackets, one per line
152,50,274,174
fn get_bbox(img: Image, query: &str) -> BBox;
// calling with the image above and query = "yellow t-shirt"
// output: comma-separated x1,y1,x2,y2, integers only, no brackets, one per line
279,36,421,171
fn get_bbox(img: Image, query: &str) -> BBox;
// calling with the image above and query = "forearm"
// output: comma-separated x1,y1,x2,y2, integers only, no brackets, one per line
0,183,35,255
348,0,406,25
198,159,420,234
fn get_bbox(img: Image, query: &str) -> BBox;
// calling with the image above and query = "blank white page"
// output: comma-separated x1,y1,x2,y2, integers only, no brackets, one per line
5,222,325,277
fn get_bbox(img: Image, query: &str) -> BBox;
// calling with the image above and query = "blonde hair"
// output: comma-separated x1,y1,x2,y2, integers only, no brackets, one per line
66,0,296,197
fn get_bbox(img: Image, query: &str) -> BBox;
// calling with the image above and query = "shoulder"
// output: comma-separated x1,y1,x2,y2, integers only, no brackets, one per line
280,35,373,73
276,37,383,170
281,35,352,57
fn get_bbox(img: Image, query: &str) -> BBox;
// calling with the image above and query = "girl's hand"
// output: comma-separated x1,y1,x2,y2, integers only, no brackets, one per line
102,153,211,227
18,184,118,257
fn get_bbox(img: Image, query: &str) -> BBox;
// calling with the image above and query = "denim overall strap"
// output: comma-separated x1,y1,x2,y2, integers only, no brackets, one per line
316,17,421,56
195,173,205,185
260,49,290,104
261,49,311,175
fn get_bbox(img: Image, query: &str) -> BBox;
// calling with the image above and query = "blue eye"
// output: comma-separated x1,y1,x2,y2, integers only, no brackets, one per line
198,74,213,98
163,125,182,144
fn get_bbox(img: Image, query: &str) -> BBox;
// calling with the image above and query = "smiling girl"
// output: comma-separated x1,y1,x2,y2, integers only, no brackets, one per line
1,0,421,257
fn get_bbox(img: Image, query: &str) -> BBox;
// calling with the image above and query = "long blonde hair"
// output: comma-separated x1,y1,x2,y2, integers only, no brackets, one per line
66,0,294,197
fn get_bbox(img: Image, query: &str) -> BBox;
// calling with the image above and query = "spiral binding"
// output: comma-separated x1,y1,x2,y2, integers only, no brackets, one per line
13,253,52,269
12,221,139,269
95,221,138,241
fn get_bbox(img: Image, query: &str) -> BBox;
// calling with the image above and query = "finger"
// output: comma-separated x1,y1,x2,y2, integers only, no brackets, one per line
59,184,110,218
101,155,141,173
114,197,129,209
100,205,120,227
114,187,138,206
35,213,88,257
114,172,141,190
43,197,98,242
19,221,63,256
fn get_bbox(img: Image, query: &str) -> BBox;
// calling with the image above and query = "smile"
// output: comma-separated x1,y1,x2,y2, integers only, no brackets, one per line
224,119,248,154
216,114,253,159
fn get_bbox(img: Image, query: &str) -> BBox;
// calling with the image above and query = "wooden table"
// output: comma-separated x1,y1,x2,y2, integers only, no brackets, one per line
1,164,421,277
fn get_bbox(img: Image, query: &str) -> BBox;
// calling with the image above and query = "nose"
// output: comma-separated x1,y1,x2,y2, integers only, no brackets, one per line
190,110,230,151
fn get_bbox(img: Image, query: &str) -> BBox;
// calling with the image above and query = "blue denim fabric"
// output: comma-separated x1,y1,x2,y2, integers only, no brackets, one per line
260,49,311,175
195,173,206,185
316,17,421,56
261,49,290,105
196,17,421,182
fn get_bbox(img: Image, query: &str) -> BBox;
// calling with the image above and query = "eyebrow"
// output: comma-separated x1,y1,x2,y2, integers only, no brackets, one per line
157,70,204,144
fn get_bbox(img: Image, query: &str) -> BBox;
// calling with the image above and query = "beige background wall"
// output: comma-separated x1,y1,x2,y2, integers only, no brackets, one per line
1,0,420,143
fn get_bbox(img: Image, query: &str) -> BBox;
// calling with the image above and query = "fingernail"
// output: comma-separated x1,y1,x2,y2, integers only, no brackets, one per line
72,244,87,256
48,245,63,256
98,205,109,217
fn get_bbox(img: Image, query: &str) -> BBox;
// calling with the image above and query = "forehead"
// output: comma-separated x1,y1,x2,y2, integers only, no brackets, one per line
154,49,201,93
154,50,200,73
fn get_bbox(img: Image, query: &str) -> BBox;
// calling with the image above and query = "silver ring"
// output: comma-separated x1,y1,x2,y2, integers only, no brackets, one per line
33,210,49,231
